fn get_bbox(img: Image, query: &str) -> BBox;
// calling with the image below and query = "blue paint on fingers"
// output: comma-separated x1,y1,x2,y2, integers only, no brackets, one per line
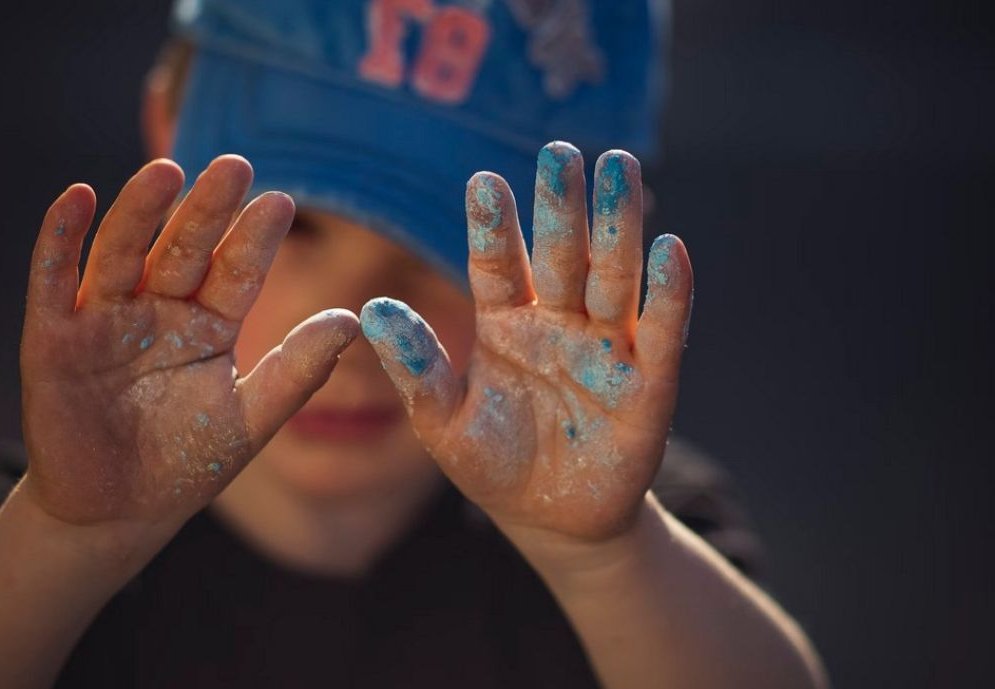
360,298,439,377
648,234,677,287
533,143,581,240
595,153,632,216
468,175,504,252
537,144,575,198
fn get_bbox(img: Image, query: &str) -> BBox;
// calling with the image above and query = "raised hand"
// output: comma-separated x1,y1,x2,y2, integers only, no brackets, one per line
20,156,358,531
361,143,692,542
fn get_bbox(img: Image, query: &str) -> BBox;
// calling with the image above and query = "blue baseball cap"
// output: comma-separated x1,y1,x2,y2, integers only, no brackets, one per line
171,0,667,286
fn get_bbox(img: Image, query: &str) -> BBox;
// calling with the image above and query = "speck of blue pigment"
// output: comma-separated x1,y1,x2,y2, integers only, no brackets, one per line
563,423,577,441
39,257,56,269
207,462,222,475
194,412,209,429
54,221,65,236
164,331,184,349
596,155,631,216
121,333,134,345
648,235,676,286
360,299,437,377
615,362,634,375
139,335,154,350
600,338,612,352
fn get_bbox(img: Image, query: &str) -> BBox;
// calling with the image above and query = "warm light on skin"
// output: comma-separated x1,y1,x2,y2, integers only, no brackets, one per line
231,207,477,500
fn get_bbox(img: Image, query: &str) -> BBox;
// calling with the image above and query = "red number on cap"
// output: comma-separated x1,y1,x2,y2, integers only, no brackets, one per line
412,7,490,104
359,0,491,105
359,0,434,87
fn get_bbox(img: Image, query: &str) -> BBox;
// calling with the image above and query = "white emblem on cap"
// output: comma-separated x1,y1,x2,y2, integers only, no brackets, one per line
503,0,604,99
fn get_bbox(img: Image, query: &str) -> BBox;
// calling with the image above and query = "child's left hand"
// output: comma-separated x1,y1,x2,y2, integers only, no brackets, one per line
361,143,692,543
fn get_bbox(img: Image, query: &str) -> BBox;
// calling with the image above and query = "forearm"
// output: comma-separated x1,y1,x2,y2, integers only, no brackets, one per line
502,493,829,689
0,480,171,689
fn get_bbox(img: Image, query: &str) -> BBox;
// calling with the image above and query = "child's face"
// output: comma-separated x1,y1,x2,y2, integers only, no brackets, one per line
234,207,476,498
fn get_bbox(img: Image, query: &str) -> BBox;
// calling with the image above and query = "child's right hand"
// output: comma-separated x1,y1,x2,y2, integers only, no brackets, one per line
18,156,358,535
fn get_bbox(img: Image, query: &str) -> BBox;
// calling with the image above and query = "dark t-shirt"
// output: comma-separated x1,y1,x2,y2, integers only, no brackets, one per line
0,439,760,688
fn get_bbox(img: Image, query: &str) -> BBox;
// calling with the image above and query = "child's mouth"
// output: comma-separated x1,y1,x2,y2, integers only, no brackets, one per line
286,405,404,442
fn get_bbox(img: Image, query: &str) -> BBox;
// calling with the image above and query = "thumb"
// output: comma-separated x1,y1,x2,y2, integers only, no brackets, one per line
359,298,462,444
236,308,359,453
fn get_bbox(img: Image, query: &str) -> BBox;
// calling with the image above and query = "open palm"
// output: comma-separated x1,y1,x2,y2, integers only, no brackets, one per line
21,157,358,529
361,143,692,541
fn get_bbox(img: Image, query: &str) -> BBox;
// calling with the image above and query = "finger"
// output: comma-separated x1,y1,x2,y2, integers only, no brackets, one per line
586,151,644,333
26,184,96,316
635,234,694,371
466,172,535,310
237,309,359,454
78,159,184,303
195,191,295,322
143,155,254,297
360,298,462,444
531,142,590,312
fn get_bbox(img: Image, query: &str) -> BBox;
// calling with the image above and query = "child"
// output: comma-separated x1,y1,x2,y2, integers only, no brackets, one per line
0,1,827,687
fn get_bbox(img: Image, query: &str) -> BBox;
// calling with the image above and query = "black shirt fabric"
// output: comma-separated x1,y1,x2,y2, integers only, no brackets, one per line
0,438,761,688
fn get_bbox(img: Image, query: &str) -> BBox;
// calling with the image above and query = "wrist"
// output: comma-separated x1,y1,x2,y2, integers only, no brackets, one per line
8,476,179,579
494,492,672,591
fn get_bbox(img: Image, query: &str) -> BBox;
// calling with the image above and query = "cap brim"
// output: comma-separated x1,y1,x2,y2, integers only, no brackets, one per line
172,47,551,288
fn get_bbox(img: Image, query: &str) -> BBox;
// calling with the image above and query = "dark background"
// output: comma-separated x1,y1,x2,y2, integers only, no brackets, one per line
0,1,991,686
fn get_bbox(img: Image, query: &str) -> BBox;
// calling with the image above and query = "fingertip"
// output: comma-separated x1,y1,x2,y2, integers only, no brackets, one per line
320,306,360,327
646,234,675,287
594,150,641,217
63,182,96,201
316,307,361,347
207,153,254,185
57,183,96,214
467,171,512,206
247,190,296,227
595,148,640,171
46,184,95,236
285,308,360,353
646,233,690,291
360,297,440,378
140,157,186,195
541,140,582,159
537,141,584,198
466,173,517,253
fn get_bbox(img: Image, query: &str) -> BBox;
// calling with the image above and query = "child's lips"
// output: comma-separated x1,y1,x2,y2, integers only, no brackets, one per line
287,405,404,442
